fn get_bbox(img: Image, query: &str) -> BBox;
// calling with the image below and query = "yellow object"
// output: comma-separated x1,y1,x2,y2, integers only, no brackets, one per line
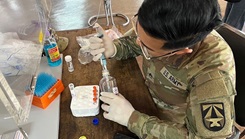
79,136,87,139
39,30,43,43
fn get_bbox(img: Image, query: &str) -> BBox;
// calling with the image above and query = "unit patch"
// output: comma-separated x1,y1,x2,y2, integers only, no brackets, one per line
201,103,225,131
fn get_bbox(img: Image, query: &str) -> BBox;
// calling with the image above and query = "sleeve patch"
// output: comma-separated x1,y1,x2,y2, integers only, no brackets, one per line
201,102,225,131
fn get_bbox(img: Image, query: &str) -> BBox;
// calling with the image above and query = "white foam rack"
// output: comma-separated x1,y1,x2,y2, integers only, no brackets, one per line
70,85,100,117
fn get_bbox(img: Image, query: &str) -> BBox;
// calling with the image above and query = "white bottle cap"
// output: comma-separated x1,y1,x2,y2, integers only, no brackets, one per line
65,55,72,62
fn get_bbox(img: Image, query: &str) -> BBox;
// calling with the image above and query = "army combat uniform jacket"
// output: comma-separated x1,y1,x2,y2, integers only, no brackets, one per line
113,30,236,139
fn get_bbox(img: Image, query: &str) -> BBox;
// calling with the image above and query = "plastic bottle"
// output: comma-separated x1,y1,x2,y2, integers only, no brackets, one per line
65,55,74,72
43,31,61,67
99,69,119,95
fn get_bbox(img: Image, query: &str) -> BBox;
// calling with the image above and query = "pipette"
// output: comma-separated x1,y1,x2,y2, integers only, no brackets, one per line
100,53,107,70
95,30,112,95
94,29,107,70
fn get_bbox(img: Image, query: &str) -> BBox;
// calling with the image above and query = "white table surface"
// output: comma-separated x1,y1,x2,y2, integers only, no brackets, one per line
23,55,63,139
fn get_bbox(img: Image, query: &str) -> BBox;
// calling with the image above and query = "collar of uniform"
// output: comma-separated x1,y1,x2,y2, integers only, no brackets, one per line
153,43,201,69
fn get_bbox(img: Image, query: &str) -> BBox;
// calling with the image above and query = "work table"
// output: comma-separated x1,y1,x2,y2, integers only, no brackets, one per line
58,27,158,139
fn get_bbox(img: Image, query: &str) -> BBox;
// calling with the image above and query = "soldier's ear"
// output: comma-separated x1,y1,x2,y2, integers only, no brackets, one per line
175,47,193,55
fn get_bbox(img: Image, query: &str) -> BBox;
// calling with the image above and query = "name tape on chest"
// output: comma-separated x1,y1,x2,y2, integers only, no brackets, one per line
160,67,187,90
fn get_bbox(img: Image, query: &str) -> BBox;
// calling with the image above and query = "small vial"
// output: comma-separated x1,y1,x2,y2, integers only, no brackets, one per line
68,83,75,98
65,55,74,72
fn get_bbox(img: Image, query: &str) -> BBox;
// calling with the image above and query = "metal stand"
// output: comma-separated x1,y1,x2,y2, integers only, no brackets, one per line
88,0,130,26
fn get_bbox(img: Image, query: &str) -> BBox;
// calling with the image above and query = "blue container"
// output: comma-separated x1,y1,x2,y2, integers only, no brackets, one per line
43,42,61,67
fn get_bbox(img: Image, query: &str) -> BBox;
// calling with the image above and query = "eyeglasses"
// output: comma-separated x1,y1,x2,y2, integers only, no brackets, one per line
131,14,180,60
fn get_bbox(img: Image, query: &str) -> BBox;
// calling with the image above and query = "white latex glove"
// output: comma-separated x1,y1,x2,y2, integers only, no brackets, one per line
100,92,135,126
89,23,116,61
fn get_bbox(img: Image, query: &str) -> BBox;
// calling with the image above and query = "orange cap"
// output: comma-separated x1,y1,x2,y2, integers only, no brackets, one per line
93,97,97,102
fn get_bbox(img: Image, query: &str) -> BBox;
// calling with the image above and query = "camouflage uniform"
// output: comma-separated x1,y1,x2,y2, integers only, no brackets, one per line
113,30,236,139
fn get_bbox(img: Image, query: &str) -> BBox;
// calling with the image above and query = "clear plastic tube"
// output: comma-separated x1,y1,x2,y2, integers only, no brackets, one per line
65,55,74,72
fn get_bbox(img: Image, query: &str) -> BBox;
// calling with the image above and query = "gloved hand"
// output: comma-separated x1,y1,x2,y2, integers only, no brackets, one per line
100,92,135,126
89,23,116,61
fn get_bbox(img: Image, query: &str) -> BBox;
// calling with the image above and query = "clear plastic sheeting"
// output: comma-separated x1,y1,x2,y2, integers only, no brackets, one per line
0,0,47,138
0,32,43,76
